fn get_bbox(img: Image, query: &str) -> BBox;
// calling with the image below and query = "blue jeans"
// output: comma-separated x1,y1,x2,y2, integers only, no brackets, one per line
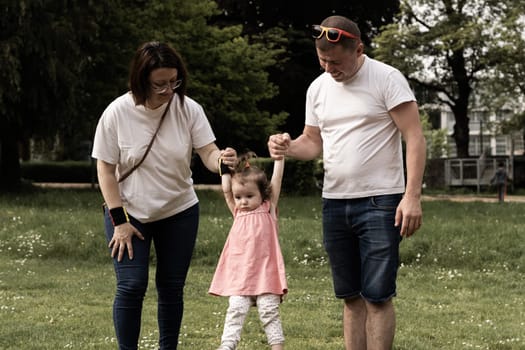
322,195,402,303
104,204,199,350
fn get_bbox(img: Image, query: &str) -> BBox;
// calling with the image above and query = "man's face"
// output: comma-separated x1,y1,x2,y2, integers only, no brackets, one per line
316,43,363,83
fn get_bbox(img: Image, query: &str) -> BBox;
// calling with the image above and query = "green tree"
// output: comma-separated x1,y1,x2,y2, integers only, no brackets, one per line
0,0,139,190
132,0,288,154
483,3,525,97
0,0,287,191
214,0,402,138
372,0,517,158
1,0,86,189
477,3,525,139
421,111,449,159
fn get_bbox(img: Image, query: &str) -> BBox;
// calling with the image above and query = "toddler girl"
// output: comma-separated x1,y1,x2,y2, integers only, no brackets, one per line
209,152,288,350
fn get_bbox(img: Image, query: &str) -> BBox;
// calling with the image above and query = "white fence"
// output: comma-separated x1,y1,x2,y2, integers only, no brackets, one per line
444,158,511,192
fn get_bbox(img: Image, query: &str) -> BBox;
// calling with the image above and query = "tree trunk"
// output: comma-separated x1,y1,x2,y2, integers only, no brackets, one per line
446,45,472,158
451,90,471,158
453,116,470,158
0,127,22,192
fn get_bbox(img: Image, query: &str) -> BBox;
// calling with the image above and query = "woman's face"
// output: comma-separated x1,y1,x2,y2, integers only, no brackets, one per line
147,68,179,109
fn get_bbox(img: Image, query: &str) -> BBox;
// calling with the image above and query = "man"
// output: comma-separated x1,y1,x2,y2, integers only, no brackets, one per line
268,15,426,350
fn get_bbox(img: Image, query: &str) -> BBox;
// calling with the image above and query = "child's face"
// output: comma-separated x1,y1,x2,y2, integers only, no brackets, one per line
231,180,263,211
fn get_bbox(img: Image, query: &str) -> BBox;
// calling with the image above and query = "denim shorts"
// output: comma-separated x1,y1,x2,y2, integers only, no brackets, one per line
322,194,402,303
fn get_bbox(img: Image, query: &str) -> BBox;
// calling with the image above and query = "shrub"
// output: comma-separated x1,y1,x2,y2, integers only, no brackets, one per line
21,157,321,195
21,160,96,183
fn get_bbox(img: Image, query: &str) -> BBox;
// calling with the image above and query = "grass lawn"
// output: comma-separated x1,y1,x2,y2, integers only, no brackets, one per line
0,188,523,349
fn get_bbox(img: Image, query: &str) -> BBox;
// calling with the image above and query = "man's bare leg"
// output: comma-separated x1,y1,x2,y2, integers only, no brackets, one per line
365,299,395,350
343,297,367,350
343,297,395,350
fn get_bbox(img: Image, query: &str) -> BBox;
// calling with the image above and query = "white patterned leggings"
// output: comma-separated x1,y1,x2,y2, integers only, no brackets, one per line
219,294,284,349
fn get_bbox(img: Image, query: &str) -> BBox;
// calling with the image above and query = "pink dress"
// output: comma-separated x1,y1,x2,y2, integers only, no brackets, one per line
209,201,288,296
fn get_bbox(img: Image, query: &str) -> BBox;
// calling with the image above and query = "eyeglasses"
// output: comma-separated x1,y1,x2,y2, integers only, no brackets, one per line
312,25,359,43
151,79,182,94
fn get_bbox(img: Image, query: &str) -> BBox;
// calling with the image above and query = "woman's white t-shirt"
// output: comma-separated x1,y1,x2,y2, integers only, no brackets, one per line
92,92,215,222
306,55,416,199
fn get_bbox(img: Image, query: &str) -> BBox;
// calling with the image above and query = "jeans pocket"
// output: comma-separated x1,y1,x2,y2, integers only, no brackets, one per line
370,194,402,210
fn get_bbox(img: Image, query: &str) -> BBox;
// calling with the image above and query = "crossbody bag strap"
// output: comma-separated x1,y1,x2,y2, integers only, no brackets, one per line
117,97,173,183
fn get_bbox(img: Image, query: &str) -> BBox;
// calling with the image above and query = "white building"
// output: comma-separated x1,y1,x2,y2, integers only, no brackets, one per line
440,107,525,157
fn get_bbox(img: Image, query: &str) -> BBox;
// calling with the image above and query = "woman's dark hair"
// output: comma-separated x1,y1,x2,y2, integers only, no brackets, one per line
316,15,361,51
232,151,272,201
128,41,188,106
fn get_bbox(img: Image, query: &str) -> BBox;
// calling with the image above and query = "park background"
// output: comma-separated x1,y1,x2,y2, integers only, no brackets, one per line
2,0,525,193
1,0,524,349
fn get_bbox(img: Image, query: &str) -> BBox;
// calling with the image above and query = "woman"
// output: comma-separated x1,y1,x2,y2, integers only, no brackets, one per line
91,41,237,350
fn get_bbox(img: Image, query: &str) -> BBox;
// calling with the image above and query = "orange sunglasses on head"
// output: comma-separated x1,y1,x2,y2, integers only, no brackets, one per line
312,24,359,42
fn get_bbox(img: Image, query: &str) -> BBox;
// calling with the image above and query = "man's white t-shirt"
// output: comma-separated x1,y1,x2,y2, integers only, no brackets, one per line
92,92,215,222
306,55,416,199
